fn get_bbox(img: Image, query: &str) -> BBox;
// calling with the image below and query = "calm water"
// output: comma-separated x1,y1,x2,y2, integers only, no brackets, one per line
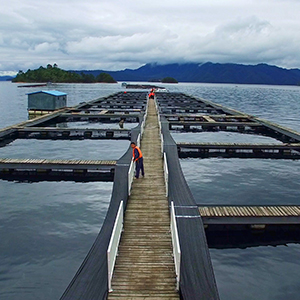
169,83,300,300
0,82,129,300
1,81,300,299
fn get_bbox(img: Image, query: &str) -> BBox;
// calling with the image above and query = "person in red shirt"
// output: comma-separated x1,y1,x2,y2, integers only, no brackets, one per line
131,142,145,179
148,89,155,99
148,92,155,99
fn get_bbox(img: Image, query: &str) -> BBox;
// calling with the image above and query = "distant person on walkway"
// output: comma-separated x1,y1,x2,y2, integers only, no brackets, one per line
131,142,144,179
119,118,125,129
148,89,155,99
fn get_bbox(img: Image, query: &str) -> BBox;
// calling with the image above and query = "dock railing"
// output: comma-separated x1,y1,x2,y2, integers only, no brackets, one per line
155,100,163,156
141,104,148,135
107,200,124,292
170,201,181,291
161,133,164,156
141,115,146,137
128,159,135,196
163,152,169,197
155,100,161,132
136,133,141,148
141,97,149,137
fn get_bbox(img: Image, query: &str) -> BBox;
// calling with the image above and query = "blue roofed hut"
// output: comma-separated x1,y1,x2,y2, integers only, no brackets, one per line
27,90,67,111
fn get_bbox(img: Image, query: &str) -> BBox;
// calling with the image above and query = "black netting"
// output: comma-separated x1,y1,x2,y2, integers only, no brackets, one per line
161,117,220,300
60,123,141,300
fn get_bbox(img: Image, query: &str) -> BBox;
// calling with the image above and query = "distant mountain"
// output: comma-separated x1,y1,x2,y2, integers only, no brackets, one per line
0,76,14,81
76,62,300,85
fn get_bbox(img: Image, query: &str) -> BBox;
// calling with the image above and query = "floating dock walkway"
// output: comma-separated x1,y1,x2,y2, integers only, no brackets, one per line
199,205,300,225
0,158,116,182
177,142,300,159
108,98,179,299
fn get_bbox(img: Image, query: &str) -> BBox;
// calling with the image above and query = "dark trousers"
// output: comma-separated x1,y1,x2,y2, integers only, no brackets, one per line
135,157,144,178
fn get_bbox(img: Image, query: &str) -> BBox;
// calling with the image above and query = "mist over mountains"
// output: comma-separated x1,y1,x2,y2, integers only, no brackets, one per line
3,62,300,85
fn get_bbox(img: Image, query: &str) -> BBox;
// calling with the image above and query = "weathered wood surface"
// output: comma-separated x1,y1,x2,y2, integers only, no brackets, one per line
16,127,131,140
108,98,179,299
177,142,300,159
0,159,116,182
18,127,131,133
165,114,252,120
177,142,300,149
60,113,141,118
199,205,300,225
0,158,116,169
199,205,300,217
169,121,261,127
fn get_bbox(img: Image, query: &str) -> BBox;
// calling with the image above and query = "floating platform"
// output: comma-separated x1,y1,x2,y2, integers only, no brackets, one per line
169,120,261,131
0,158,116,182
58,112,141,123
16,127,131,140
70,108,142,114
18,83,48,88
198,205,300,248
177,142,300,159
125,84,162,89
198,205,300,225
161,106,225,114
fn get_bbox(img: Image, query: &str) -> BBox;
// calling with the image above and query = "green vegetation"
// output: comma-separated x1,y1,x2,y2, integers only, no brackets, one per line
161,77,178,83
12,64,117,83
96,72,117,83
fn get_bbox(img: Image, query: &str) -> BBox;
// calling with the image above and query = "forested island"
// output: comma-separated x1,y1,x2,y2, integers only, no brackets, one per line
12,64,117,83
161,77,178,83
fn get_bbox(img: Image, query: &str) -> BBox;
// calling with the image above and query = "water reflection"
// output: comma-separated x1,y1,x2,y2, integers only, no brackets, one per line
180,158,300,205
172,131,282,144
210,244,300,300
0,180,112,300
0,139,130,160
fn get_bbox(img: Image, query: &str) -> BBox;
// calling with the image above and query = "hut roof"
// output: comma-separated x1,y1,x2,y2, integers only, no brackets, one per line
27,90,67,96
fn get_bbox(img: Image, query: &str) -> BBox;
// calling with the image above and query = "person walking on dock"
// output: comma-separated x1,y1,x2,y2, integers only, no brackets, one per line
148,88,155,99
131,141,144,179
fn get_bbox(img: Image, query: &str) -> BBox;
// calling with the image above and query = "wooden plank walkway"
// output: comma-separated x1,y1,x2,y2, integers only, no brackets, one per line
16,127,131,140
108,98,179,299
177,142,300,149
0,159,116,182
199,205,300,225
177,142,300,159
0,158,116,169
199,205,300,217
168,121,261,127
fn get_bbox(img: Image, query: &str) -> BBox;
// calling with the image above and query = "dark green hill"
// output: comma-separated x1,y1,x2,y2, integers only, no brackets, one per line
12,64,116,83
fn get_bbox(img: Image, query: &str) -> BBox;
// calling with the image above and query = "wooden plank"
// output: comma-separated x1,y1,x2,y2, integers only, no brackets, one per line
198,206,300,224
108,98,179,299
98,110,108,114
177,142,300,149
170,121,261,127
202,115,216,123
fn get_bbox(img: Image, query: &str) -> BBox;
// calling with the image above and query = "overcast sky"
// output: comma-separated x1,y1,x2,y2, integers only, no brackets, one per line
1,0,300,75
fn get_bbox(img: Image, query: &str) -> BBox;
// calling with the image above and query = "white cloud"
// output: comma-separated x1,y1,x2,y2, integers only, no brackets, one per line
1,0,300,74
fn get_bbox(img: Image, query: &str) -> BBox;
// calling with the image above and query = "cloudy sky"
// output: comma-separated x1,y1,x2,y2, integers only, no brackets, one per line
1,0,300,75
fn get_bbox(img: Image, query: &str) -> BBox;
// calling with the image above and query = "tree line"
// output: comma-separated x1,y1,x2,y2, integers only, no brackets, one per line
12,64,117,83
